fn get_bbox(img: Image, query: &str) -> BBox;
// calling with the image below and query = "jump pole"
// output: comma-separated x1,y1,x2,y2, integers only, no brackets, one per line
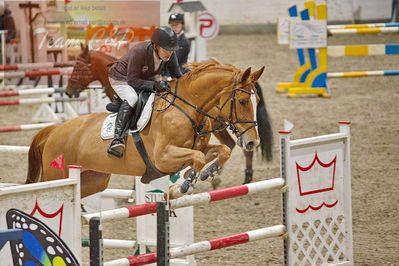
0,123,55,133
0,145,29,153
82,177,285,223
0,62,75,71
0,96,87,106
0,68,73,79
104,224,286,266
327,22,399,29
0,87,66,97
328,26,399,35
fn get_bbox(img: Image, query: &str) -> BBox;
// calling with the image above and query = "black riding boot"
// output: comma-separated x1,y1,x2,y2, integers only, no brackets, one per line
107,100,134,158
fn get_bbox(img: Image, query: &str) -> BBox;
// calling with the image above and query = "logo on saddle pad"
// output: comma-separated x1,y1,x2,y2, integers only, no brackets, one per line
101,93,155,139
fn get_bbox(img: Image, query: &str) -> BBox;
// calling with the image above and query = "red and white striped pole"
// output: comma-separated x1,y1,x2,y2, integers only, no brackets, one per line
0,62,75,71
104,225,286,266
82,177,285,223
0,87,65,97
0,123,55,133
0,96,87,106
1,68,73,79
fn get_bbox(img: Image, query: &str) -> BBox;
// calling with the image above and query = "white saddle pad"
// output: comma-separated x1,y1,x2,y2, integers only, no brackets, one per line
101,93,155,139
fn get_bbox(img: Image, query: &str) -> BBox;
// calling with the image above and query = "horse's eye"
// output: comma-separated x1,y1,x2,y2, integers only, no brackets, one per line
238,99,247,105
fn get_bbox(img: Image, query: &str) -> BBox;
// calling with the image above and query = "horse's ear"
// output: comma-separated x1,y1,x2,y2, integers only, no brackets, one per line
241,67,251,83
80,43,89,57
251,66,265,82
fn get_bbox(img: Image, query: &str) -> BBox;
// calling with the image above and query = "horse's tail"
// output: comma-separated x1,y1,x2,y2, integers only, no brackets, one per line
255,82,273,161
26,125,57,184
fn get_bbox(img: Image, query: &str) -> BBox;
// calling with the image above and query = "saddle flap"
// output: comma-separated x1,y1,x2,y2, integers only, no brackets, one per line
134,93,155,132
101,113,117,139
101,93,155,140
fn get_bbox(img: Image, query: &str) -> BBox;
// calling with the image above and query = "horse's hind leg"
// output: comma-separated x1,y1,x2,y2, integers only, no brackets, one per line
80,170,111,198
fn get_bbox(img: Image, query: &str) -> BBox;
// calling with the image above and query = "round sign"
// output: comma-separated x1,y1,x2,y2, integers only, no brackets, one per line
198,12,219,40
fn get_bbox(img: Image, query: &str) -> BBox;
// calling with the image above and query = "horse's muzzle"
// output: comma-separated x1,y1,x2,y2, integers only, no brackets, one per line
65,90,73,98
237,135,259,151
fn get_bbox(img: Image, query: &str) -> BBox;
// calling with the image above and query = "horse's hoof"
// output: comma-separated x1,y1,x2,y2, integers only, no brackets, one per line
199,171,210,181
243,177,252,184
180,180,192,193
243,169,253,184
200,161,219,181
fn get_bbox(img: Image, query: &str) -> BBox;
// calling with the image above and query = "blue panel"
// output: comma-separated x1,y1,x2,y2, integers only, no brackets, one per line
385,44,399,55
300,9,310,20
297,49,306,66
288,6,298,17
312,72,327,89
385,22,399,27
300,69,311,83
384,70,399,76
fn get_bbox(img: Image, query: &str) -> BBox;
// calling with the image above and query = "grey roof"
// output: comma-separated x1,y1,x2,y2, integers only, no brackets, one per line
168,1,207,13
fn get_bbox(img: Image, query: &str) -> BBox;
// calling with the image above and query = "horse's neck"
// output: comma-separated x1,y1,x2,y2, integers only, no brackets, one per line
90,53,113,87
178,72,233,113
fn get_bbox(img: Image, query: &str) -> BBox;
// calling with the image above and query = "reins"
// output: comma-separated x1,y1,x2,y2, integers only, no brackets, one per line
155,77,257,137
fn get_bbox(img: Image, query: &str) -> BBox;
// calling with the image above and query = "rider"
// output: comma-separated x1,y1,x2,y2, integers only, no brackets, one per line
107,26,182,158
168,13,190,73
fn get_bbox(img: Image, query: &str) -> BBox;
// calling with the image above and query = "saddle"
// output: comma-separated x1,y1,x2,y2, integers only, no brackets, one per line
103,91,170,184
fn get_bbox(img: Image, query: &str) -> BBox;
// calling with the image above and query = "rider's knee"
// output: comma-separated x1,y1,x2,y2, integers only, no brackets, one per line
125,93,138,107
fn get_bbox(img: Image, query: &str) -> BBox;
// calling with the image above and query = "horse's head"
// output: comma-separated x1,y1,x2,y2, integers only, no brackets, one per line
216,66,265,151
65,44,94,98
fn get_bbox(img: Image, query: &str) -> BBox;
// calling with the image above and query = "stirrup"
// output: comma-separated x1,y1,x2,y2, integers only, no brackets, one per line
107,147,123,158
107,141,125,158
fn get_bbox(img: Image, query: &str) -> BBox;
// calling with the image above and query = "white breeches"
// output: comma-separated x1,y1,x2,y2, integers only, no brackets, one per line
109,77,138,107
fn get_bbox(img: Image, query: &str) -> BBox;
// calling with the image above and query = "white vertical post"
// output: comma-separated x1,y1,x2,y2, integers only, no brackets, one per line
338,121,353,262
279,129,291,265
68,165,82,264
0,30,6,64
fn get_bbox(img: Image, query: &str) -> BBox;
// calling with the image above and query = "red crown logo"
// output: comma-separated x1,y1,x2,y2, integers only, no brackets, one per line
30,201,64,236
296,152,336,196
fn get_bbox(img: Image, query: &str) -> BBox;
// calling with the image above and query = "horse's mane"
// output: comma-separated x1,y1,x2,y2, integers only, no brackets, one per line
183,59,241,82
91,51,117,61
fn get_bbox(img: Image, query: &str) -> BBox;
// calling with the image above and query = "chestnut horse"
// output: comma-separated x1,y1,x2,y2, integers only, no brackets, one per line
27,61,264,198
65,46,272,184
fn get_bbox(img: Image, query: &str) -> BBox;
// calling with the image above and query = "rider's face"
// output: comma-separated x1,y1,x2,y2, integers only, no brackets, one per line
156,46,173,61
170,22,184,35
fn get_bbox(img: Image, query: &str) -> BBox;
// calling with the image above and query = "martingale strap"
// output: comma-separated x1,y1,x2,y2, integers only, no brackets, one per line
132,132,169,184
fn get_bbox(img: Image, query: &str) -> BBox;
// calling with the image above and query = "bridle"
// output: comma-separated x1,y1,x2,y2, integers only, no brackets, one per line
215,79,258,137
68,56,93,94
155,78,257,138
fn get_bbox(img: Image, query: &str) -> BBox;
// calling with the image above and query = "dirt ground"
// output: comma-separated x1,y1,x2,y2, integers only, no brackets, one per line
1,33,398,265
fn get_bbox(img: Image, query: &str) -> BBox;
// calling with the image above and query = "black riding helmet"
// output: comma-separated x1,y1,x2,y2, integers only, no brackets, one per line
151,26,179,51
169,13,184,24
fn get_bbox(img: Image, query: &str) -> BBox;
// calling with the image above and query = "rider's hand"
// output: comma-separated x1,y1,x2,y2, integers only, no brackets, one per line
154,80,169,93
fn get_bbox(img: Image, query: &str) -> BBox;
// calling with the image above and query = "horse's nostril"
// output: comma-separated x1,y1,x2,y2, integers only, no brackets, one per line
247,141,254,149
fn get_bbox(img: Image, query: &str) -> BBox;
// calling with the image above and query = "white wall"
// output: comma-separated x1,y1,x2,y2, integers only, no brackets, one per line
160,0,395,26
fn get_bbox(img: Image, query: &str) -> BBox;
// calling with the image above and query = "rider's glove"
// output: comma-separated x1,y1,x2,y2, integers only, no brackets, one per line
153,80,169,93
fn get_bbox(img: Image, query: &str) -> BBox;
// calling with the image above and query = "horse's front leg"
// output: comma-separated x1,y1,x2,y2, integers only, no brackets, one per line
154,145,207,194
244,150,254,184
198,143,231,181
